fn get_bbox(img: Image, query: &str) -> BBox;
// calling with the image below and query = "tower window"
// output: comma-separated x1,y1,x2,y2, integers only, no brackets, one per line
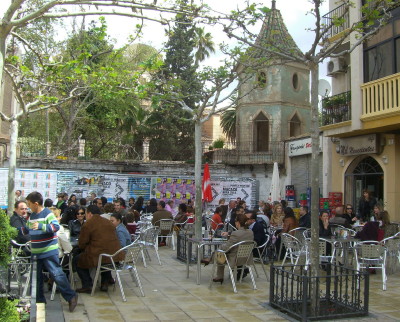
289,113,301,137
253,112,269,152
257,71,267,88
292,73,299,91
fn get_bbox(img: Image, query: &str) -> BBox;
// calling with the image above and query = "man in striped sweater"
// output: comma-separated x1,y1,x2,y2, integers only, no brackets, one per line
22,191,78,312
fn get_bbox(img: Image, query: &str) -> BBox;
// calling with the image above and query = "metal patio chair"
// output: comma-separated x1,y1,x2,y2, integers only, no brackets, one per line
138,226,162,265
253,235,270,279
281,233,307,266
91,242,145,300
209,240,257,293
155,219,175,250
354,241,387,291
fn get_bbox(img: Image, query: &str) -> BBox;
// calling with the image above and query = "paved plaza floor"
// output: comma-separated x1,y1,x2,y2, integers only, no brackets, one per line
47,246,400,322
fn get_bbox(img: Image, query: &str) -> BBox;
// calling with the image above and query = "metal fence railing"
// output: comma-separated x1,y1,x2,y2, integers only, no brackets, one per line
270,264,369,321
322,3,350,39
321,91,351,126
204,141,285,165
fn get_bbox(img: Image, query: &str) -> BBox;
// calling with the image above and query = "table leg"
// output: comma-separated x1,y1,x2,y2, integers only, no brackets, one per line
186,238,190,278
196,244,201,285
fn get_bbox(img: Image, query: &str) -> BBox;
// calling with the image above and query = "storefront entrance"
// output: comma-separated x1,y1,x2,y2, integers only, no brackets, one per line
344,156,384,210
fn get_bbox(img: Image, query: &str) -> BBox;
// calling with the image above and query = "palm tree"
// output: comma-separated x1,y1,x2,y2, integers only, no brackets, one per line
221,108,236,142
193,27,215,64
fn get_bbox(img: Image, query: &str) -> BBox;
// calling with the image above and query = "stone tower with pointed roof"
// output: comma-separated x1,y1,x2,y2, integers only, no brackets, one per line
236,0,310,164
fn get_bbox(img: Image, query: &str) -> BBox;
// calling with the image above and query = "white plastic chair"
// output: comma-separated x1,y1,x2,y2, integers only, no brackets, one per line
209,240,257,293
354,241,387,291
91,242,145,300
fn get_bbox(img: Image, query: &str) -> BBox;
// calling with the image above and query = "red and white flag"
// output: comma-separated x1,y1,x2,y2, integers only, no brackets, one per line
202,163,213,202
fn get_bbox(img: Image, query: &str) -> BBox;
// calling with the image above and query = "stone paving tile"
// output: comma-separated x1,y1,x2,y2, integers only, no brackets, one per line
60,246,400,322
153,311,193,321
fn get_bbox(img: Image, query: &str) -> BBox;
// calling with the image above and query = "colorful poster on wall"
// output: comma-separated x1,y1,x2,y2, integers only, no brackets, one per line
0,169,58,208
0,168,257,211
127,177,151,200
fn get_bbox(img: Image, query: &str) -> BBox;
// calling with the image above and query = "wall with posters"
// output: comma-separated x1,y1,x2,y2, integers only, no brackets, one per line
0,168,257,210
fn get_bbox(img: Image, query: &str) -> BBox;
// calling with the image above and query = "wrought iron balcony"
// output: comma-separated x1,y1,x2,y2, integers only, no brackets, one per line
361,72,400,120
322,3,350,39
321,91,351,126
203,140,285,165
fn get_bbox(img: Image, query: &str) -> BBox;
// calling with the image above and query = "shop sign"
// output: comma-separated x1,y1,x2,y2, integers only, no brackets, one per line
288,137,321,157
339,134,377,156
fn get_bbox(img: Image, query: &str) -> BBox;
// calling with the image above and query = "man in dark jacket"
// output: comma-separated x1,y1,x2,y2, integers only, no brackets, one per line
245,210,267,257
152,201,173,246
75,205,123,293
299,206,311,228
10,201,31,244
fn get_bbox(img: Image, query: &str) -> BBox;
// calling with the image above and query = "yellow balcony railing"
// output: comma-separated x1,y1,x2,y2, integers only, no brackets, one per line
361,72,400,119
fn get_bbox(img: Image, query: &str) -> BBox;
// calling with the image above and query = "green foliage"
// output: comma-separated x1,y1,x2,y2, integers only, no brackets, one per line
0,298,19,322
0,209,17,268
212,138,225,149
221,108,236,142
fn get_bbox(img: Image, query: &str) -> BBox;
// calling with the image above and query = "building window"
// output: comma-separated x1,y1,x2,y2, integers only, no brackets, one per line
396,37,400,73
289,113,301,137
364,41,393,82
292,73,299,91
253,112,269,152
257,71,267,88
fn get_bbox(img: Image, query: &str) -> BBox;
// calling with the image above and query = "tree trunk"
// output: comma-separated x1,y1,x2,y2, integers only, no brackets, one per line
7,119,18,216
194,119,202,239
309,63,320,310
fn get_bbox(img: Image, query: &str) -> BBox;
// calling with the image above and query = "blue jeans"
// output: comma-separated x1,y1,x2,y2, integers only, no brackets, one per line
36,253,76,303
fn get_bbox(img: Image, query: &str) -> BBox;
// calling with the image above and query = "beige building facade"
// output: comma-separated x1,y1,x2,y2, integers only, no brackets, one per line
322,1,400,221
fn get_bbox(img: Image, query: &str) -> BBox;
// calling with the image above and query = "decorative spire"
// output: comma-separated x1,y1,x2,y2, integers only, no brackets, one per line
251,1,303,59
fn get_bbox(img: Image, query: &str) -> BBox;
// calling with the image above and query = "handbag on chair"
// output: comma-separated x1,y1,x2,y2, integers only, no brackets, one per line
216,252,226,265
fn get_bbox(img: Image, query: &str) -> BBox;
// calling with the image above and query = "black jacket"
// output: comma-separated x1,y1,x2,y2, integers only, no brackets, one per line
299,212,311,228
251,221,267,246
10,212,31,244
68,219,85,237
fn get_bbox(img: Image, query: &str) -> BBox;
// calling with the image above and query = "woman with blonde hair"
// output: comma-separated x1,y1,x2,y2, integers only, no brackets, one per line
270,204,285,227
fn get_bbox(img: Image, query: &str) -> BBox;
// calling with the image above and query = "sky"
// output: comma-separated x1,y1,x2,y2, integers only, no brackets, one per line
0,0,328,51
0,0,330,78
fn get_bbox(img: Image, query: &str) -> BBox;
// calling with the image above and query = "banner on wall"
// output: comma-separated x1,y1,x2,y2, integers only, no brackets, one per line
0,168,257,210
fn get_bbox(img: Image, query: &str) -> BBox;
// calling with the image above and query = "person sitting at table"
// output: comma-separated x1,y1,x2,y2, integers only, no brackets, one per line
110,213,132,248
270,204,285,228
344,204,357,224
371,204,383,222
211,207,224,231
274,207,298,260
68,207,86,238
355,210,385,241
144,198,158,214
329,206,352,228
174,203,188,224
152,200,173,246
282,207,298,234
201,212,254,283
245,210,267,257
125,211,138,235
74,205,123,293
319,210,332,237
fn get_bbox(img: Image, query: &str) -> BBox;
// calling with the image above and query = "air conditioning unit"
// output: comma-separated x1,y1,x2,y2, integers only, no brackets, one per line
327,58,346,76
